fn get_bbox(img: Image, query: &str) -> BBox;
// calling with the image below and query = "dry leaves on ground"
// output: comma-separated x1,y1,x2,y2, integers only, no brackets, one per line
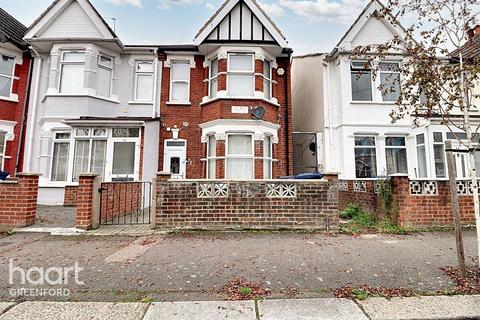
440,266,480,294
219,276,271,300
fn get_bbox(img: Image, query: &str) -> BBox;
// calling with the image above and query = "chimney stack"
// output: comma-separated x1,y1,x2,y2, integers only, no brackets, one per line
468,25,480,39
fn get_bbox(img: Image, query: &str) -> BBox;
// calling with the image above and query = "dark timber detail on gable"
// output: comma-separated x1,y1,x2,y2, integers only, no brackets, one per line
206,0,276,44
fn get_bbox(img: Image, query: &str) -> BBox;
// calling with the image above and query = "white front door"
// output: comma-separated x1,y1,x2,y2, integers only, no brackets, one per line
163,139,187,179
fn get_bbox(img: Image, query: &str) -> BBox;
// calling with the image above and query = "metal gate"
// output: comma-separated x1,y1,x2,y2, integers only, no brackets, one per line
99,181,152,225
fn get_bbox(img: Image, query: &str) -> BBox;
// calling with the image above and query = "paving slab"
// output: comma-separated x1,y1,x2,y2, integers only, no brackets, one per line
143,300,255,320
258,298,368,320
0,303,14,315
359,295,480,320
0,302,148,320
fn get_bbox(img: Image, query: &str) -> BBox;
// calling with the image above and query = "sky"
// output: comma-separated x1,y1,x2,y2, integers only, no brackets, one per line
0,0,373,55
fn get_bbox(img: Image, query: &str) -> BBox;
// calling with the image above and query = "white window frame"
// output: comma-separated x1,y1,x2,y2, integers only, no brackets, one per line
385,136,408,175
263,59,272,100
416,133,428,178
350,60,373,102
109,128,141,181
58,50,85,93
71,128,108,181
378,62,401,102
227,53,255,97
263,135,273,179
225,132,255,179
0,131,6,171
134,60,154,102
354,135,377,178
206,134,216,179
0,54,15,99
169,60,190,103
209,57,219,99
432,132,446,178
97,54,113,98
50,131,71,182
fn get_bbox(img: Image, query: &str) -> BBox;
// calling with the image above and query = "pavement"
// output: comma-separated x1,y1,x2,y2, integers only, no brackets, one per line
0,231,478,301
1,296,480,319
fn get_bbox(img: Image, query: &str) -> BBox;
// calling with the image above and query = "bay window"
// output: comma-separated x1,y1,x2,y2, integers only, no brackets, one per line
351,61,372,101
385,136,407,174
433,132,446,178
170,61,190,102
209,58,218,99
135,61,154,101
97,54,113,98
416,134,427,178
59,51,85,93
227,53,254,97
0,131,5,171
206,135,216,179
354,136,377,178
72,128,107,181
263,135,273,178
51,132,70,181
0,55,14,98
226,134,254,179
379,62,401,102
263,60,272,99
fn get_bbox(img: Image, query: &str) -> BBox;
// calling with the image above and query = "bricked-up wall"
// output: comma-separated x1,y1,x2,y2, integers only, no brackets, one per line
339,176,478,227
155,174,338,230
64,185,78,206
0,173,39,230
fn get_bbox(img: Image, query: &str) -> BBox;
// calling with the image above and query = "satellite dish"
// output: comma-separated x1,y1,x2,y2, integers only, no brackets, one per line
309,142,317,153
250,106,265,120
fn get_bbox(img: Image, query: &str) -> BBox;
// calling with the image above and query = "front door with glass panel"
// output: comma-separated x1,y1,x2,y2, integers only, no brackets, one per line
164,139,186,179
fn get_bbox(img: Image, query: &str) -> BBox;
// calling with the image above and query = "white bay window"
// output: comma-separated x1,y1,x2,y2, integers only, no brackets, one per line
228,53,254,97
209,58,218,99
72,128,107,181
59,51,85,94
0,131,6,171
385,136,407,174
206,135,216,179
226,134,254,179
263,60,272,99
0,55,14,98
263,135,273,178
170,61,190,102
51,132,70,181
97,54,113,98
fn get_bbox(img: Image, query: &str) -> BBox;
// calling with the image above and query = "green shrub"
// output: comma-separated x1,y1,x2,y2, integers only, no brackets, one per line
340,204,363,219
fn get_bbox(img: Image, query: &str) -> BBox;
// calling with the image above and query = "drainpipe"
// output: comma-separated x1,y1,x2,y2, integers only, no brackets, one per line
25,48,42,171
152,48,158,119
284,51,292,176
15,51,35,173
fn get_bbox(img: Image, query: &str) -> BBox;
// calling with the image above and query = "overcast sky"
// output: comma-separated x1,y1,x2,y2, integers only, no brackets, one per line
0,0,373,55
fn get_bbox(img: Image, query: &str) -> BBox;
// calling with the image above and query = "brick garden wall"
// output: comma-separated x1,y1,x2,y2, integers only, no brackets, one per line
339,176,477,227
64,185,78,206
0,173,39,230
155,174,338,230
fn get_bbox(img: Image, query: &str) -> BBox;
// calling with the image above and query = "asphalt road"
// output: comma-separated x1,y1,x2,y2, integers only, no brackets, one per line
0,231,477,302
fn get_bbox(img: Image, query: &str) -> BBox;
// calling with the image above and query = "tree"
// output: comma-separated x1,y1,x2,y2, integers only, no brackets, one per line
351,0,480,270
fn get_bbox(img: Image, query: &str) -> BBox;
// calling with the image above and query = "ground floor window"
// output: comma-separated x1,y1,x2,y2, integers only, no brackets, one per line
0,131,6,171
354,136,377,178
226,134,254,179
72,128,107,181
433,132,446,178
51,132,70,181
416,134,427,178
263,135,273,179
206,135,216,179
385,136,407,174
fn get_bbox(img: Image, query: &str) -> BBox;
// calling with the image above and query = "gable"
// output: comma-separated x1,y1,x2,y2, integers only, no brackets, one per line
206,1,274,43
351,16,395,47
40,1,102,38
24,0,116,41
194,0,287,47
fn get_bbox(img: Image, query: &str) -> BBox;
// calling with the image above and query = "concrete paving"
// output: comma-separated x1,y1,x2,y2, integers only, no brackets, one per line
144,300,255,320
359,295,480,320
0,301,148,320
0,303,13,315
258,298,367,320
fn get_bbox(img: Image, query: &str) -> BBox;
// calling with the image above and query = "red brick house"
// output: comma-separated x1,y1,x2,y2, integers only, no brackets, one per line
157,0,293,180
0,8,32,176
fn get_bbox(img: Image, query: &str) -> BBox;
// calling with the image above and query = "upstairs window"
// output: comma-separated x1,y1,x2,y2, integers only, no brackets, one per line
209,57,218,99
59,51,85,94
263,60,272,99
354,136,377,178
170,61,190,102
0,55,14,98
135,61,154,101
228,53,254,97
97,54,113,98
379,62,401,102
351,61,372,101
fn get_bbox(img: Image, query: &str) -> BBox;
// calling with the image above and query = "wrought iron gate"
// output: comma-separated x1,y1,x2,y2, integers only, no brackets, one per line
99,181,152,225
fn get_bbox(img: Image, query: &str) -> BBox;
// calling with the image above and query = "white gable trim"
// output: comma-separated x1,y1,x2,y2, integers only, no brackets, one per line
194,0,287,47
336,0,406,52
25,0,114,40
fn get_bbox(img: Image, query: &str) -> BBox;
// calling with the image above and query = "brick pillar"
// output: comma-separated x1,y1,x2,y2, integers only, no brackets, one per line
15,173,39,227
76,173,100,230
390,175,410,226
254,140,264,179
218,58,227,91
255,59,263,92
216,140,225,179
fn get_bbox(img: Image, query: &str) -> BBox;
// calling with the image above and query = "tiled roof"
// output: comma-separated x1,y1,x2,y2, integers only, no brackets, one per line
157,44,198,51
0,7,27,49
451,34,480,60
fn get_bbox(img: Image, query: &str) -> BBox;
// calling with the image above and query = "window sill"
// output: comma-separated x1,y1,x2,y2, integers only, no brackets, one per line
166,101,191,106
200,97,280,107
43,93,120,104
0,96,19,103
128,101,154,105
350,101,397,105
